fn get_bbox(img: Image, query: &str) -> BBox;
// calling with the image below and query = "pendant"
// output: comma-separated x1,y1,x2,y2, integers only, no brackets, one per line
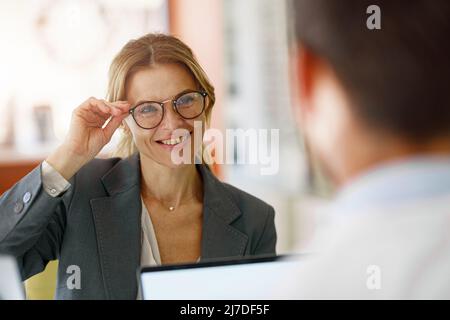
169,206,175,211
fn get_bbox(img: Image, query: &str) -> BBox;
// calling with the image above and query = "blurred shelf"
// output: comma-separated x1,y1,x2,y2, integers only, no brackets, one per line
0,146,49,165
0,146,51,195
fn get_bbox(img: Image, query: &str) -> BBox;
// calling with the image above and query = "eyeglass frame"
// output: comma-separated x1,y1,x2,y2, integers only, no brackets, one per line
128,90,208,130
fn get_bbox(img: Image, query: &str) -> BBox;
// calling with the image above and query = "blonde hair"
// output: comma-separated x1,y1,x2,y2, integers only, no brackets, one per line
107,33,216,159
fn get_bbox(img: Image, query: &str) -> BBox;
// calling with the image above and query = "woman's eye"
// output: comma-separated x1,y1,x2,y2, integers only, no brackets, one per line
139,104,159,114
177,95,195,107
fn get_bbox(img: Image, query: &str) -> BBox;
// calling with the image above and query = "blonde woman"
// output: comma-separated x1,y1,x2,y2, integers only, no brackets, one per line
0,34,276,299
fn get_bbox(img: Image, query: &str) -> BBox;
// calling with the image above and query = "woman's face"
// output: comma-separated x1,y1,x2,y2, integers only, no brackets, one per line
124,63,206,168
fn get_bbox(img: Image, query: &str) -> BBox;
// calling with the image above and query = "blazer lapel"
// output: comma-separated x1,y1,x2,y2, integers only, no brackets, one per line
91,153,142,300
198,165,249,260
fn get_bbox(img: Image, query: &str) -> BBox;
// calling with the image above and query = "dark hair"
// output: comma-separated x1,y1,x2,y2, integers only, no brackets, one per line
291,0,450,141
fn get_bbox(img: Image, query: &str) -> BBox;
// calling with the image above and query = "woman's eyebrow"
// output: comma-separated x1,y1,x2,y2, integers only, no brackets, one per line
134,88,196,106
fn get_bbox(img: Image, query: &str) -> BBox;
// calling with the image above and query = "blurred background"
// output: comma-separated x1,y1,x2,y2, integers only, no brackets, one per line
0,0,332,299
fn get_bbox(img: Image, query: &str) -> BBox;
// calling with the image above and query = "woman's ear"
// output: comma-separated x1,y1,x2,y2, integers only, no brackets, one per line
205,96,211,111
121,119,131,134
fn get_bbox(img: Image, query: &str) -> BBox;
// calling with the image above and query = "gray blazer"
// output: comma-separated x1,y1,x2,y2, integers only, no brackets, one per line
0,153,276,299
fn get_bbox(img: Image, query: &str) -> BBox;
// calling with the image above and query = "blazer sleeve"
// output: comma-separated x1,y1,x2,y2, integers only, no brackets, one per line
0,164,75,280
253,205,277,256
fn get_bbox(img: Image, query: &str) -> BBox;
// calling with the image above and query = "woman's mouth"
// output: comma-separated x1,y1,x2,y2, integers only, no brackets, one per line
156,134,190,149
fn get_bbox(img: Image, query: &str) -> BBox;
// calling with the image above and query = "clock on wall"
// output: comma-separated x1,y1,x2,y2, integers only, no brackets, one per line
35,0,112,68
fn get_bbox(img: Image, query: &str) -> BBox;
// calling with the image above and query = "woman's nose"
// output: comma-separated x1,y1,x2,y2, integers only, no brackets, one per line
160,103,184,130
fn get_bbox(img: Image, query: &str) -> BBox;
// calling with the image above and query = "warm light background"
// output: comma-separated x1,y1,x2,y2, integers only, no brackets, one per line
0,0,332,299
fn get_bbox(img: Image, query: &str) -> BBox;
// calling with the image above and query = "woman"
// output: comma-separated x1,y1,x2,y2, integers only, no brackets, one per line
0,34,276,299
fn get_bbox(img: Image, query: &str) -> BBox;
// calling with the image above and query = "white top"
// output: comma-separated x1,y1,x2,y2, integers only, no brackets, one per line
140,197,162,267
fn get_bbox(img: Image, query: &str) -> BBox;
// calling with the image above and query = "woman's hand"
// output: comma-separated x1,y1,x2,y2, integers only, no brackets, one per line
46,97,131,180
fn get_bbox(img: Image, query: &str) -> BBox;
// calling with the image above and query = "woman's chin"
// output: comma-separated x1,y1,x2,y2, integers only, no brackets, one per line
165,161,194,170
152,155,194,169
140,141,196,168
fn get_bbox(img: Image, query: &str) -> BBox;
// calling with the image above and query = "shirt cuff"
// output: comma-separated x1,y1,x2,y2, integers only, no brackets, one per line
41,160,71,197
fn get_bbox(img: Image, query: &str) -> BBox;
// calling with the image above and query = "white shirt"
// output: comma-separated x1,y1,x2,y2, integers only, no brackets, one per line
140,197,162,266
277,156,450,299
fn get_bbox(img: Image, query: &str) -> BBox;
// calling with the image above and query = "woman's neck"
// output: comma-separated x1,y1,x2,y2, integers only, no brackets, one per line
139,153,203,206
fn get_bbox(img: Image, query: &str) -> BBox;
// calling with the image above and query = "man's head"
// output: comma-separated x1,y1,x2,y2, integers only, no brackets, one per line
291,0,450,185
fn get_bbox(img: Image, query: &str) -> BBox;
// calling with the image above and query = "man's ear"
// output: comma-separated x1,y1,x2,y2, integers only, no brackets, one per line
296,45,317,117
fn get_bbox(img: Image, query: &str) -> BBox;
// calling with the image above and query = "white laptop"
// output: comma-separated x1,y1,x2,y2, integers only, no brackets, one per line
0,254,25,300
139,254,302,300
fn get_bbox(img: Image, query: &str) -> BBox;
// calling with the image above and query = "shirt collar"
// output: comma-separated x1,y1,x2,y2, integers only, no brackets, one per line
333,155,450,213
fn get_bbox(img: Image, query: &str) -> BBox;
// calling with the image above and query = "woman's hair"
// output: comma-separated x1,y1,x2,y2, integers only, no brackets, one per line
107,33,216,158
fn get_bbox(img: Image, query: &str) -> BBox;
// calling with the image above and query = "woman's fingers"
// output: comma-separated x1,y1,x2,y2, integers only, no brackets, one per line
94,99,119,116
106,100,131,114
80,97,125,117
76,97,130,130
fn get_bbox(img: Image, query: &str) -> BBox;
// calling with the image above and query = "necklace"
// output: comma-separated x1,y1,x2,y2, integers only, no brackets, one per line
142,191,199,213
141,179,202,213
164,195,196,211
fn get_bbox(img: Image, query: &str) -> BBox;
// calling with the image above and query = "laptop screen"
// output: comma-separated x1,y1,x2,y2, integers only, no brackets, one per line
0,255,25,300
140,255,302,300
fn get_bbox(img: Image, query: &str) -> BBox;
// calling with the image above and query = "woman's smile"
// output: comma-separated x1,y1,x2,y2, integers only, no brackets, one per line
154,131,192,151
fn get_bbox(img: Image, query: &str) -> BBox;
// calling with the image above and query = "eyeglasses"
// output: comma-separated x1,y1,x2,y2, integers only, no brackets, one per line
129,90,208,130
